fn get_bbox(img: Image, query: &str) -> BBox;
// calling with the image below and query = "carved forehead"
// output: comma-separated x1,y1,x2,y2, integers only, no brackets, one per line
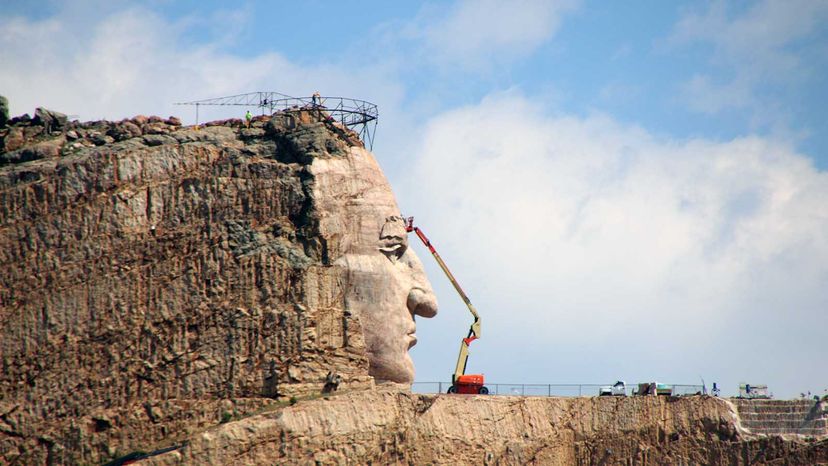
309,148,404,257
380,216,407,238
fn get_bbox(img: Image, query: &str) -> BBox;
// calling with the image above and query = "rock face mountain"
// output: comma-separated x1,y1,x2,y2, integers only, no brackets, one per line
1,103,826,465
0,107,380,464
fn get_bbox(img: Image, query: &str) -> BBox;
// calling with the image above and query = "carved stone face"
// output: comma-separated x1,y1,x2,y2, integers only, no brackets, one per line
311,147,438,384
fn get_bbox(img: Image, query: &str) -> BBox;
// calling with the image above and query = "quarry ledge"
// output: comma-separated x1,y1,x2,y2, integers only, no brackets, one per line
141,390,828,466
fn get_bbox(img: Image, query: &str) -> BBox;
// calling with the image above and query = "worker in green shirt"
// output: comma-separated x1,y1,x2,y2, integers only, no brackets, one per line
245,110,252,128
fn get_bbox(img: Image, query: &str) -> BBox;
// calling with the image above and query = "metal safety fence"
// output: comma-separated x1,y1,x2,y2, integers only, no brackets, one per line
174,92,379,149
411,382,705,397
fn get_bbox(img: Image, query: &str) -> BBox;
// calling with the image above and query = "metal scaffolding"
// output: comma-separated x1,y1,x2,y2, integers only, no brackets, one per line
174,92,379,149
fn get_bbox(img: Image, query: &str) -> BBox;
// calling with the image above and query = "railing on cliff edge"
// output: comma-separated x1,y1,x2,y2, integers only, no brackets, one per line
411,382,705,397
174,92,379,150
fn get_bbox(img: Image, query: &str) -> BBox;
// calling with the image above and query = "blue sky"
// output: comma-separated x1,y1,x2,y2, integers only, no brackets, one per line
2,0,827,398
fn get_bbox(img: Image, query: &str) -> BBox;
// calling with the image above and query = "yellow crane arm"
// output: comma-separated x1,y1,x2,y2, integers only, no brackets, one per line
405,217,480,383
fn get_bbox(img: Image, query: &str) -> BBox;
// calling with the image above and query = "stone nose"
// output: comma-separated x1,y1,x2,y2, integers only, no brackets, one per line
408,287,438,318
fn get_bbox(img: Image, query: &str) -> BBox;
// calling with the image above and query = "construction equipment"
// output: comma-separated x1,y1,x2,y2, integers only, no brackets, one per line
635,382,673,396
405,217,488,395
739,383,770,399
599,381,627,396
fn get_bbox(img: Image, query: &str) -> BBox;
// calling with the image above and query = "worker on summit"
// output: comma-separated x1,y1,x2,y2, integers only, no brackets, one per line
312,91,321,107
245,110,252,128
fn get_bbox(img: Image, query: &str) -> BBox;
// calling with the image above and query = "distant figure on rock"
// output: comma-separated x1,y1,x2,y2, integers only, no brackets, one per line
33,107,68,134
245,110,252,128
312,91,321,107
323,371,342,393
0,95,8,127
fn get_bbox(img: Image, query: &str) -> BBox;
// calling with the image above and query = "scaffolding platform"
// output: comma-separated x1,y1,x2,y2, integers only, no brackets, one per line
175,92,379,149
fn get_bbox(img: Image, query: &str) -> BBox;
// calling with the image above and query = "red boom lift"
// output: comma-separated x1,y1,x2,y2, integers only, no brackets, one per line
405,217,489,395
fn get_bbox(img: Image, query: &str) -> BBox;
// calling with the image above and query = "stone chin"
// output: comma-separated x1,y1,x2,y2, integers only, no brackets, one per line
369,351,416,385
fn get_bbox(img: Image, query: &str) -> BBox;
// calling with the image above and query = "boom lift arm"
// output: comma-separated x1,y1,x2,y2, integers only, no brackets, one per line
405,217,487,394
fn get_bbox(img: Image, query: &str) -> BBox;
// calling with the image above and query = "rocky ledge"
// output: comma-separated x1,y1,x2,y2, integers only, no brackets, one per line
144,390,827,465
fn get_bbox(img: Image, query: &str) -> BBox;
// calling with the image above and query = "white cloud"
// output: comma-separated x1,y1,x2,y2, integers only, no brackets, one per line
672,0,828,72
419,0,579,69
403,93,828,397
679,74,752,114
0,7,405,127
669,0,828,115
598,81,642,105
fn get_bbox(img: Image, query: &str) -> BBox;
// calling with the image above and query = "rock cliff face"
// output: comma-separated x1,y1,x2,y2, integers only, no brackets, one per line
146,391,827,465
0,109,383,464
1,106,826,465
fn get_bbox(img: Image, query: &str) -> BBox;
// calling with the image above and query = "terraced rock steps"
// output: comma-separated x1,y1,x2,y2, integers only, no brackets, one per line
732,399,828,437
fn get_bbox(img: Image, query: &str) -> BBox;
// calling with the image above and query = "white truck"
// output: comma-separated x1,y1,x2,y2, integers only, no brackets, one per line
599,381,626,396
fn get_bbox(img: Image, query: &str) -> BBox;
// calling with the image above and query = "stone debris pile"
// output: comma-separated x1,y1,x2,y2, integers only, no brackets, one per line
0,101,181,165
0,94,363,167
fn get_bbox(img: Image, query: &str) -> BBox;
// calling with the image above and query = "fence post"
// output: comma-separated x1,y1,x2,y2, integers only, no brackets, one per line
579,385,582,396
438,382,442,394
548,384,551,396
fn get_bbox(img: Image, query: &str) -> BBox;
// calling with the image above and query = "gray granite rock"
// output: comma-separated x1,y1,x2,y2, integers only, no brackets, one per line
0,95,8,127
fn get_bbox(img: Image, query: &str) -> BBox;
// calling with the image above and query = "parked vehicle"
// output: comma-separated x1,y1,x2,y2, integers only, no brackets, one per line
599,381,626,396
635,382,673,396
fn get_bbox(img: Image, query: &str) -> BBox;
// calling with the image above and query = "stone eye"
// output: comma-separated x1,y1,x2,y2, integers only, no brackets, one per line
378,216,409,262
379,235,407,262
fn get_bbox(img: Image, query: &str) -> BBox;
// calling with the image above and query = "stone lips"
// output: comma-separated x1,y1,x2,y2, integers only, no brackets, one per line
0,109,383,464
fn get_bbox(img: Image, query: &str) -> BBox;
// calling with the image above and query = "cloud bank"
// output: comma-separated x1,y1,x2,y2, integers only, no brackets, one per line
670,0,828,117
420,0,579,68
403,94,828,396
0,6,404,127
